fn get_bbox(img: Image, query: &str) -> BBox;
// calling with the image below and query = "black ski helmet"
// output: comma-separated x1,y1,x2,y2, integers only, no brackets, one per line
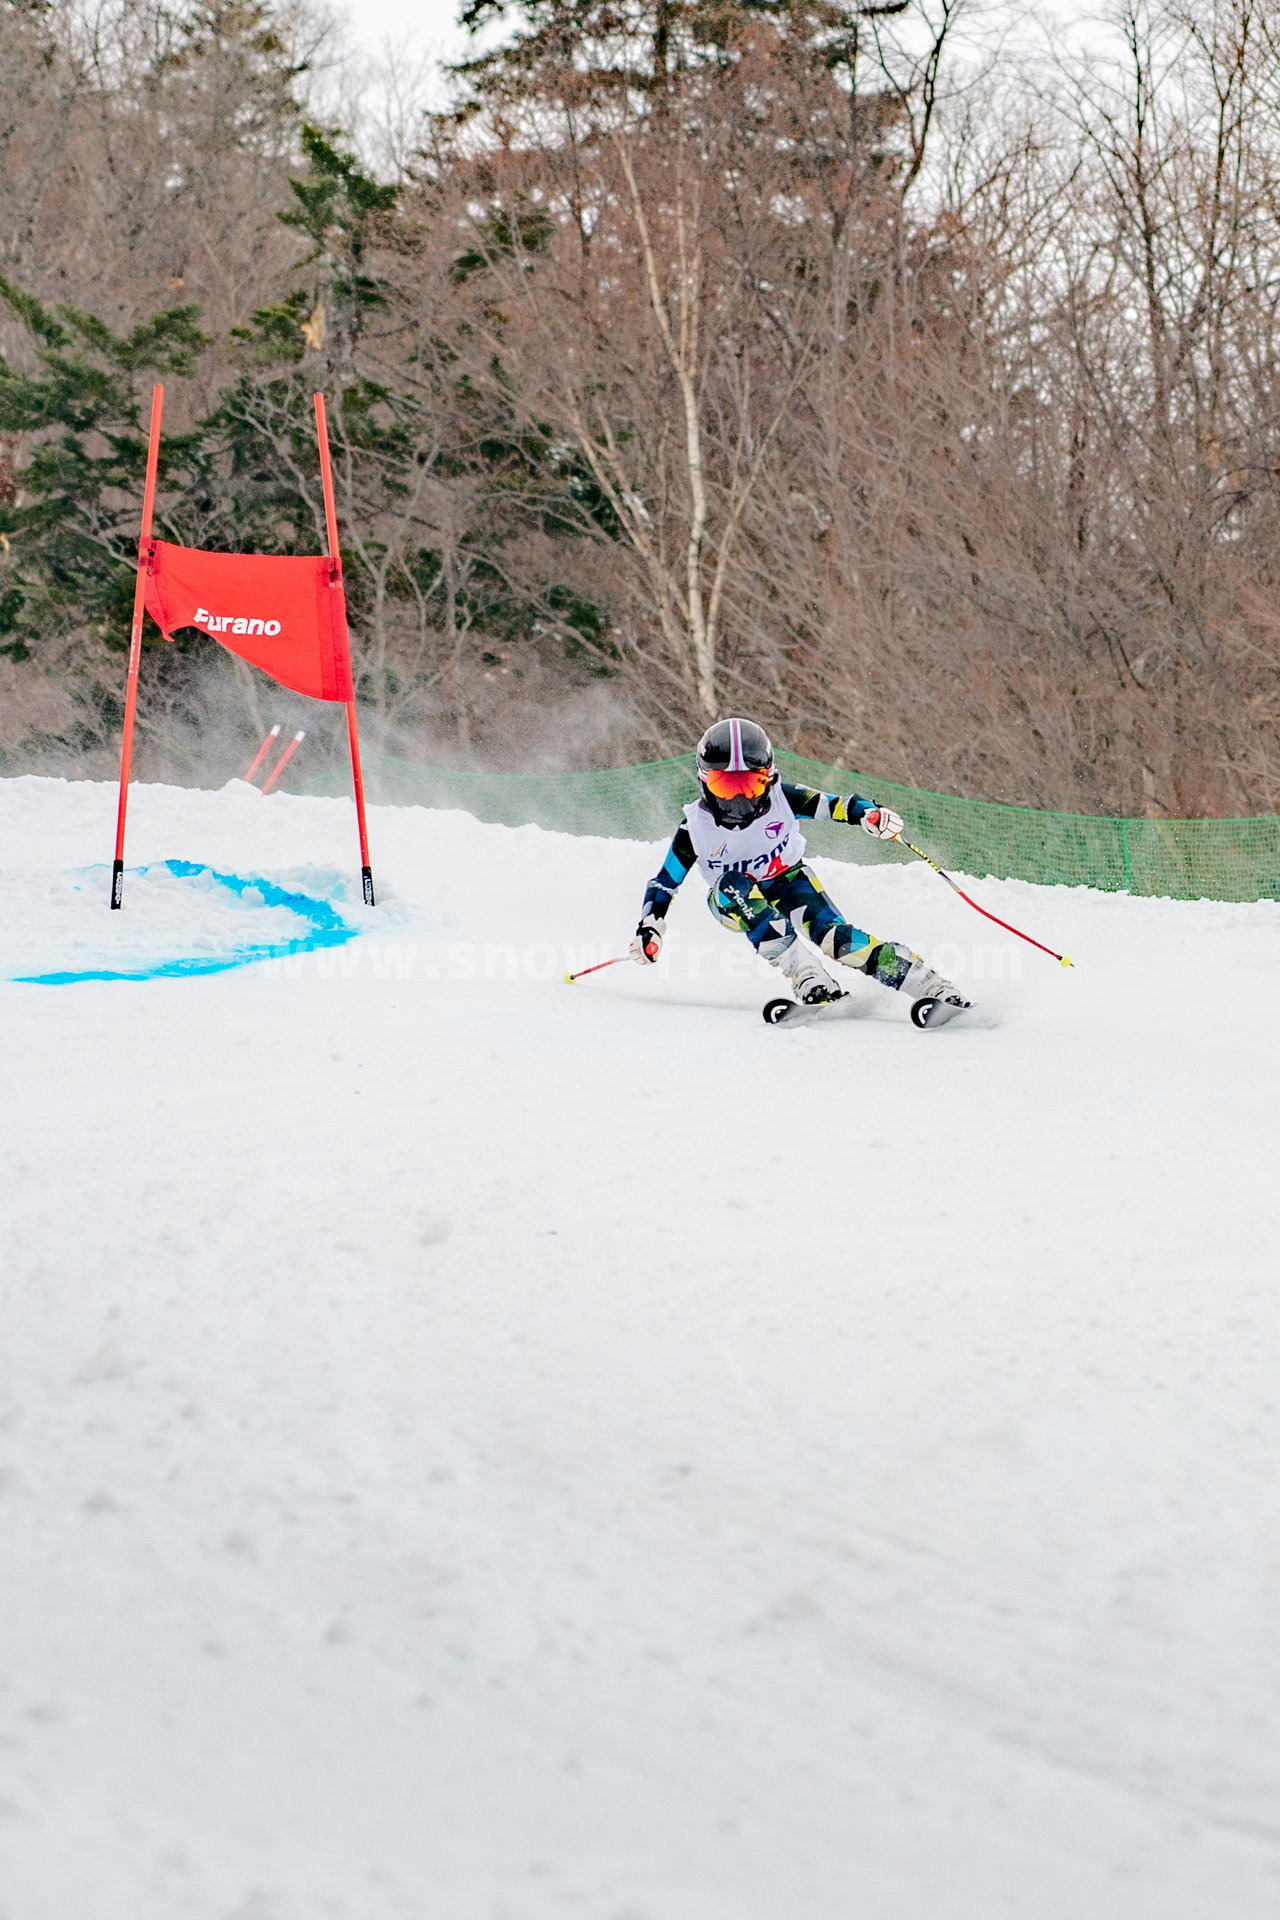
695,716,777,826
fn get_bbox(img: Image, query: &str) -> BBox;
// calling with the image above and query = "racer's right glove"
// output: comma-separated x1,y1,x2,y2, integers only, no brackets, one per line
630,917,664,965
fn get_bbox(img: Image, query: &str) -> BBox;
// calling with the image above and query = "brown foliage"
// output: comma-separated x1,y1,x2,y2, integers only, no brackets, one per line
423,0,1280,811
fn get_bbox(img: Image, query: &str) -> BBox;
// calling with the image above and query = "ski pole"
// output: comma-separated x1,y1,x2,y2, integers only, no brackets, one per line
893,835,1075,968
564,955,632,984
243,724,281,784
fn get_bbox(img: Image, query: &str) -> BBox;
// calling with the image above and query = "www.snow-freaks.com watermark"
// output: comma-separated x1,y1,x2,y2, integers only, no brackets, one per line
255,931,1022,983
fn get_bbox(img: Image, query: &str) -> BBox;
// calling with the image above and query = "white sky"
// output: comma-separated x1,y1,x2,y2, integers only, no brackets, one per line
334,0,472,76
340,0,464,45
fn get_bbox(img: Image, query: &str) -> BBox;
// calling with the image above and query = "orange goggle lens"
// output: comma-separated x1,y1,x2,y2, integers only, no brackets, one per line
703,766,772,801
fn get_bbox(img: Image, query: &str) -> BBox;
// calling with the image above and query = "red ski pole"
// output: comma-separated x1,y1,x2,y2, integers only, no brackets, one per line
243,724,281,785
894,835,1074,967
261,730,306,795
564,955,632,984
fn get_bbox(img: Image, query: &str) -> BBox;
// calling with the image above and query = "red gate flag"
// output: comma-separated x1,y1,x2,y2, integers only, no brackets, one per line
142,540,354,702
112,385,375,909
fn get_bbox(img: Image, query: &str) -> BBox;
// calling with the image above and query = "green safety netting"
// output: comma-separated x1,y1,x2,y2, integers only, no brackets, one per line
303,750,1280,903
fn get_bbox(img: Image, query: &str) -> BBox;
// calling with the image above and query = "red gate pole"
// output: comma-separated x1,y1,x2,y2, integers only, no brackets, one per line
261,729,306,795
110,383,165,908
313,391,374,906
243,723,282,784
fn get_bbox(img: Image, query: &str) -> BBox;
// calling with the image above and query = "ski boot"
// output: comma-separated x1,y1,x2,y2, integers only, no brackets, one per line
776,942,845,1006
857,944,971,1027
901,956,972,1028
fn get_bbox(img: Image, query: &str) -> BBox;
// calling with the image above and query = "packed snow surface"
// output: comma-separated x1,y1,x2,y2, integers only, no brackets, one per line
2,773,1279,1920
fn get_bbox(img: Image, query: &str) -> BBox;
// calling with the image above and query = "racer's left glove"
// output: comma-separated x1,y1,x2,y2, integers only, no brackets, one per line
860,805,904,840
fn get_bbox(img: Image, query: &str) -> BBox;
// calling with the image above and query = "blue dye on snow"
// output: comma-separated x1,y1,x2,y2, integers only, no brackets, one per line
15,860,360,986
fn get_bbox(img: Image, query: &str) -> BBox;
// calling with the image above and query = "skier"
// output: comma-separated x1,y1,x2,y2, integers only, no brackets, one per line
630,717,970,1022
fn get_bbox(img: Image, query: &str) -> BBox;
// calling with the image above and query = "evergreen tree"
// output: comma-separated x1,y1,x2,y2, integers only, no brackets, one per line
0,278,207,666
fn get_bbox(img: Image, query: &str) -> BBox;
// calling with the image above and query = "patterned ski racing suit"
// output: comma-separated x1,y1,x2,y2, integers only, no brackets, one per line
639,782,947,997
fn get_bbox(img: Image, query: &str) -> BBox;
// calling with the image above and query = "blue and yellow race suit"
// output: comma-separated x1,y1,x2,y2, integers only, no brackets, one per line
639,781,921,989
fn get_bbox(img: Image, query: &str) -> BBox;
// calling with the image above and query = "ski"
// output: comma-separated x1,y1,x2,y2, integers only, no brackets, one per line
763,993,973,1029
909,995,972,1030
762,994,865,1028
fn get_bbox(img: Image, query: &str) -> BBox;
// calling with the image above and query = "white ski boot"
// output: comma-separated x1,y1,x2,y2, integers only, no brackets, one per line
901,956,972,1027
776,941,844,1006
901,955,953,1001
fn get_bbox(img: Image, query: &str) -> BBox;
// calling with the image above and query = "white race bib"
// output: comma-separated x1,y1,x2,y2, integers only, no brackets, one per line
683,786,806,885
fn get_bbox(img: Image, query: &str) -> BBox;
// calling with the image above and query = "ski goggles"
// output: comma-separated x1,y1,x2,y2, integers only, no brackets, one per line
702,766,772,801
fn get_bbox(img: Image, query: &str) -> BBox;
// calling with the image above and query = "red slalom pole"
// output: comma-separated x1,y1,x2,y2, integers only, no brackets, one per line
564,955,631,984
343,695,374,905
261,729,305,795
314,391,374,906
895,836,1075,967
243,723,281,784
110,383,164,908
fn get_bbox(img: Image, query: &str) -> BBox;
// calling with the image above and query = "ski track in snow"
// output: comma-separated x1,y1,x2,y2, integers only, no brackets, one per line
1,773,1279,1920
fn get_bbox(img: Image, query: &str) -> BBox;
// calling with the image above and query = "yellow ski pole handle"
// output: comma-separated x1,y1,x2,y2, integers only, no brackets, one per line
892,836,1075,968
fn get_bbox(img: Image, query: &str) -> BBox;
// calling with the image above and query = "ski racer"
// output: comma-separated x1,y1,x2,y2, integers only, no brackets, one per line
630,717,970,1019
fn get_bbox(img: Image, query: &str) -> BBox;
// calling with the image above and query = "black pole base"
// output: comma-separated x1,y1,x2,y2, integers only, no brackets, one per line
361,866,375,907
110,859,125,909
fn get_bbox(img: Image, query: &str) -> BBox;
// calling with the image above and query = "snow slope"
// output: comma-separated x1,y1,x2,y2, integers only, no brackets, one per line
2,773,1279,1920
